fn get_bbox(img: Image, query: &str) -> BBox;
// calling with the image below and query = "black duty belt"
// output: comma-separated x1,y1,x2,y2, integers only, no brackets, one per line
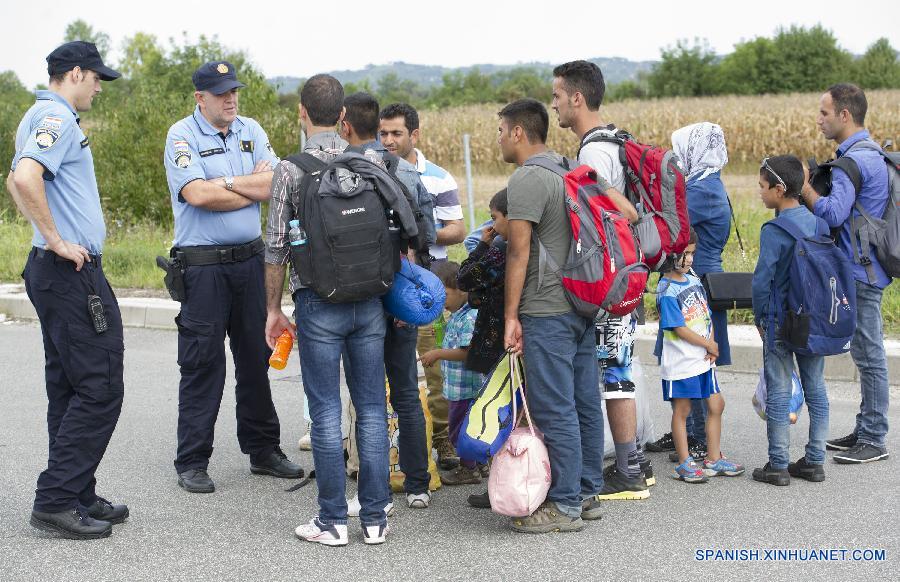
174,237,264,266
33,246,102,266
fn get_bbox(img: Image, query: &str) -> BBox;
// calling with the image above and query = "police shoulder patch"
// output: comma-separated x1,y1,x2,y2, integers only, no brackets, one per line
174,151,192,168
39,116,63,130
35,128,60,150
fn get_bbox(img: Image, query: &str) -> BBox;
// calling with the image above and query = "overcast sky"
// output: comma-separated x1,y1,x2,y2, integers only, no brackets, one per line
3,0,898,89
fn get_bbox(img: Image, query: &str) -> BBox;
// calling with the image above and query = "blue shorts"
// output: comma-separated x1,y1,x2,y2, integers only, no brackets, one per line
662,368,720,401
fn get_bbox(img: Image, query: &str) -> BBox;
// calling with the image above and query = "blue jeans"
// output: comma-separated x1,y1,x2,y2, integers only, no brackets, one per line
521,312,605,518
294,289,390,526
763,328,829,469
346,316,430,494
851,281,890,448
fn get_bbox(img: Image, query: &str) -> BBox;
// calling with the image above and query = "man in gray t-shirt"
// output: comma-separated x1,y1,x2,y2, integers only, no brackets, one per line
500,99,605,534
507,152,571,317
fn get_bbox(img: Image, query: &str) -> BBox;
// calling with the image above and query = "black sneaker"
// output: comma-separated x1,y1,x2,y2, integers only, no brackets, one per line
833,443,889,464
752,462,790,486
30,508,112,540
467,490,491,509
826,432,857,451
251,447,304,478
86,496,129,524
597,465,649,500
178,468,215,493
640,459,655,487
668,439,707,463
645,432,675,452
787,457,826,482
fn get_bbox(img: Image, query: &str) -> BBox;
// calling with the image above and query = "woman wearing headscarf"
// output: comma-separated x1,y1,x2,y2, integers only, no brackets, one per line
648,122,733,457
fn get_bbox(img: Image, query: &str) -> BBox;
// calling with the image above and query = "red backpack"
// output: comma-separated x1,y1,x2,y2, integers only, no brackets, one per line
524,156,649,318
580,127,690,271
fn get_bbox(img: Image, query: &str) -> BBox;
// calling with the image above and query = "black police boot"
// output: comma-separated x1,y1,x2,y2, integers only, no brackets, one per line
30,508,112,540
86,496,130,524
250,447,304,479
178,469,215,493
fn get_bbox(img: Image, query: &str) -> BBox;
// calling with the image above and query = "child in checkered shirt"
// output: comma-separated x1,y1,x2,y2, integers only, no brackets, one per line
418,260,486,486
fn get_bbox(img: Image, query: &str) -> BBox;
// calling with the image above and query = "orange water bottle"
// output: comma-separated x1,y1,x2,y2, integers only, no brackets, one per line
269,329,293,370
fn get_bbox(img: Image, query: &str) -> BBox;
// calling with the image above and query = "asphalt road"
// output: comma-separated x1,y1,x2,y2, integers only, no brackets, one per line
1,321,897,581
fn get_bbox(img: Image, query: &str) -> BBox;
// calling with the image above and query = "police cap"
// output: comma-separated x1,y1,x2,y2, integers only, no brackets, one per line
192,61,246,95
47,41,121,81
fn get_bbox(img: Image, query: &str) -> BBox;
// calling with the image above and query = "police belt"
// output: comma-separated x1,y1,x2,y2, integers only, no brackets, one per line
173,237,264,266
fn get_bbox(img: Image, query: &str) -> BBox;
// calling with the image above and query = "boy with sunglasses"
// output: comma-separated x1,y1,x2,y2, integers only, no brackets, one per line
751,155,831,486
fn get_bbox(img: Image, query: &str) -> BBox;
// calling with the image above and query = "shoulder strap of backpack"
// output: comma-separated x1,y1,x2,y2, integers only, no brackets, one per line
285,151,328,174
765,215,806,241
576,125,626,160
824,156,863,195
522,155,574,176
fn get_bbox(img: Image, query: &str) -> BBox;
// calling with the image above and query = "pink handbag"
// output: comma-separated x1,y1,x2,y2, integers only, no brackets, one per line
487,356,551,517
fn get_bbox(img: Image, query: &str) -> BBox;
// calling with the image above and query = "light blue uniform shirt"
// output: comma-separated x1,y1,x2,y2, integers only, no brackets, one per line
12,90,106,254
164,106,279,246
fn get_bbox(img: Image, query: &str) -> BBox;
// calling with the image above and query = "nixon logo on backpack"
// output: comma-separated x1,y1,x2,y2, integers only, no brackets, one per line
341,207,366,216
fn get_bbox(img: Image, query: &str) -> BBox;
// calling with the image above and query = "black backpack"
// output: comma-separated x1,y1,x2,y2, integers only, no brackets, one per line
285,151,417,303
808,139,900,281
348,147,436,268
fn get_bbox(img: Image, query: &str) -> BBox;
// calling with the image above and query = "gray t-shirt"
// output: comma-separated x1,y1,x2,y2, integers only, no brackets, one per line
506,151,572,317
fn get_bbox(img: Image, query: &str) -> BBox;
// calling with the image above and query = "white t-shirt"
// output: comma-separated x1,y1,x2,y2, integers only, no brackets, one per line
577,128,626,192
656,274,714,381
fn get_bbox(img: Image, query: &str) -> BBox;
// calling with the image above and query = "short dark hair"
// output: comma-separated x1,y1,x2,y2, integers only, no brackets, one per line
552,60,606,111
300,74,344,126
379,102,419,133
827,83,867,126
760,155,804,198
489,188,508,215
343,92,380,139
688,227,698,246
431,260,460,290
498,99,549,144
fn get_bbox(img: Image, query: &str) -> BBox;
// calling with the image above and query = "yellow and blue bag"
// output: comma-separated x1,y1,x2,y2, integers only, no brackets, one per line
456,352,523,465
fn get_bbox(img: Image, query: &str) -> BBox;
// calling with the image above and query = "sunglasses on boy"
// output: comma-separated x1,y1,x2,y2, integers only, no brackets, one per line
760,157,787,191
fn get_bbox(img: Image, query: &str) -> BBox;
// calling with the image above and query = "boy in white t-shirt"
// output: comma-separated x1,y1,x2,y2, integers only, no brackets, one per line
656,230,744,483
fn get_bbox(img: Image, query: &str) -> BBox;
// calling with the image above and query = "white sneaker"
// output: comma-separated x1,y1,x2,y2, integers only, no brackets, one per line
294,517,348,546
347,494,395,518
406,491,432,509
362,522,389,545
298,423,312,451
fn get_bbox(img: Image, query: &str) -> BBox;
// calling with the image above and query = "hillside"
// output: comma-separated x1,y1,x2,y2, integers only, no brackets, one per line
268,56,655,94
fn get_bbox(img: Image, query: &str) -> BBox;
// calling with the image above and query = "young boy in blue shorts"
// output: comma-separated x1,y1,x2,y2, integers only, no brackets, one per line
751,155,831,486
657,229,744,483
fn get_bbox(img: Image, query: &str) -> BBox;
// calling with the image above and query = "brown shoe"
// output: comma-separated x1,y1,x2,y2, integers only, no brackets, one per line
510,501,585,534
434,438,460,470
440,465,481,486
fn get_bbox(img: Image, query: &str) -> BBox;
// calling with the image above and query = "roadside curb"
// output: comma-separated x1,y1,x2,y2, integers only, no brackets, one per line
2,285,898,386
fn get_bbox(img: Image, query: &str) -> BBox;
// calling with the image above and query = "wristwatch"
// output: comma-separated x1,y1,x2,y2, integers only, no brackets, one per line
224,176,234,191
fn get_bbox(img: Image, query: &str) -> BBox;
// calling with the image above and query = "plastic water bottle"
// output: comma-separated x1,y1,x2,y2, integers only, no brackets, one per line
269,329,293,370
289,219,307,246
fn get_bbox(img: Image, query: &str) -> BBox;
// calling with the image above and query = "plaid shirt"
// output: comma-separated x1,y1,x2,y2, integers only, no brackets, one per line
441,303,485,401
264,131,347,294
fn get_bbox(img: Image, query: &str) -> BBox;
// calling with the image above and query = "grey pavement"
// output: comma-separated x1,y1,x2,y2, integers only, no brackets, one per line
0,321,897,582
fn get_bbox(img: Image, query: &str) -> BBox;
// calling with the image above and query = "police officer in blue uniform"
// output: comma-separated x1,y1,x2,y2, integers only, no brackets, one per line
164,61,302,493
8,41,128,540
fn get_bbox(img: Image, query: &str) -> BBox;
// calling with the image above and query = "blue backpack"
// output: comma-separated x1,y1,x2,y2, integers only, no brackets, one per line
766,215,857,356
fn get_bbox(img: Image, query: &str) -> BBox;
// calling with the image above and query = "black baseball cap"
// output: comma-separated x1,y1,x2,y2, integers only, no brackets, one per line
46,41,120,81
192,61,246,95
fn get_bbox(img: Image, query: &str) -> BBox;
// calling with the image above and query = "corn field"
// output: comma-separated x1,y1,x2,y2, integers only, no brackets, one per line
417,89,900,175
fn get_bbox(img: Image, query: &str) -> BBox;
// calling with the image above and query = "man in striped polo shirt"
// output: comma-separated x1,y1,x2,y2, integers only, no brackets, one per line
379,103,466,471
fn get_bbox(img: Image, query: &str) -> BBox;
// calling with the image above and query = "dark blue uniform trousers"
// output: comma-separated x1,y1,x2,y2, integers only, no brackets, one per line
174,253,281,473
23,248,124,513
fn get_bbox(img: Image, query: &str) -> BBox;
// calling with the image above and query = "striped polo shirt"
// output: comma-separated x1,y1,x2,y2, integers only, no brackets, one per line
414,148,463,260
